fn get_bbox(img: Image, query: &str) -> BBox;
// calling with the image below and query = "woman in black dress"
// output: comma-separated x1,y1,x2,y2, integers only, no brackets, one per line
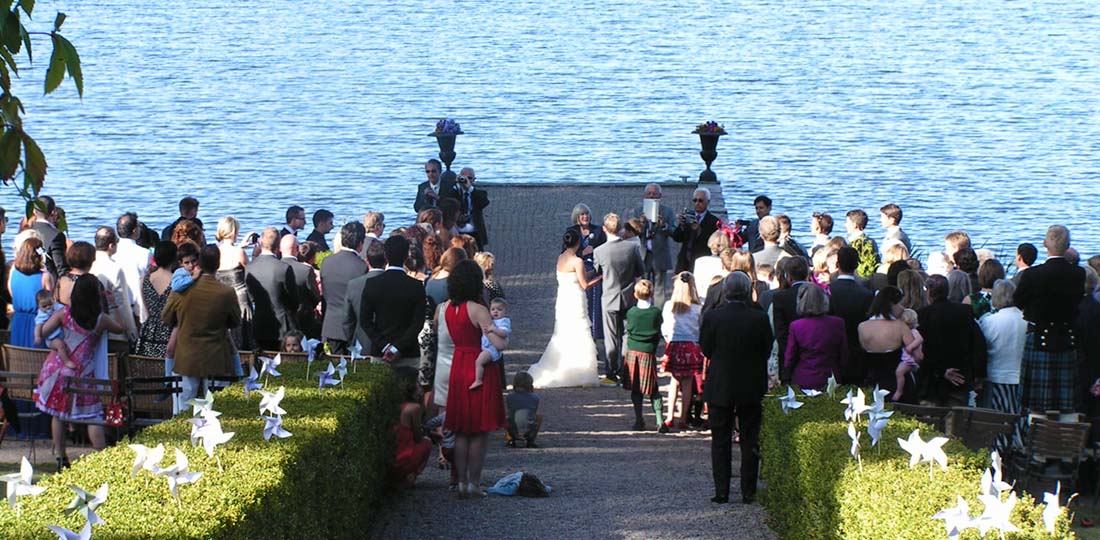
566,203,606,341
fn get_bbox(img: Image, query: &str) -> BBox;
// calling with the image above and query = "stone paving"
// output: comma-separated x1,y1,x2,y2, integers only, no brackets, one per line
369,183,776,540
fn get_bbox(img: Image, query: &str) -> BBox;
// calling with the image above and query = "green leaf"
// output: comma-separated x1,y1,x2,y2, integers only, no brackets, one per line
43,32,64,94
18,0,34,17
52,10,63,31
19,25,30,64
0,39,17,75
0,61,9,93
0,0,13,13
3,11,20,53
56,34,80,97
0,129,21,181
22,132,44,194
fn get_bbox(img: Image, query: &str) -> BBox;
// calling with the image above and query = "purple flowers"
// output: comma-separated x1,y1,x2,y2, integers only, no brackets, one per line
693,121,727,135
434,119,463,135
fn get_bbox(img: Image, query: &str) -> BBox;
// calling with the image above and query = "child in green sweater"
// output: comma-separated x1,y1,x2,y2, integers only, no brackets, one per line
623,279,667,433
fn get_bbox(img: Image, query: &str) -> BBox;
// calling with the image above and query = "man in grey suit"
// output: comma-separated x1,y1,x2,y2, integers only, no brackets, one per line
622,183,678,307
342,240,386,352
320,222,367,352
280,233,321,338
593,213,645,384
245,227,300,350
751,216,786,269
878,203,912,255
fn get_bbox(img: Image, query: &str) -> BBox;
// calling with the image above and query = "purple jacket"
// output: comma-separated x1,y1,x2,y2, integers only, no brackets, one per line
784,315,849,390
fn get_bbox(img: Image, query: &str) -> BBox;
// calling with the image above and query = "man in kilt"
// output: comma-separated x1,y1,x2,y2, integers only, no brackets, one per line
1013,225,1086,415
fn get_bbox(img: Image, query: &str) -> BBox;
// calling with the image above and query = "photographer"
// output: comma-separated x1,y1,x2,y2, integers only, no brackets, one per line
453,167,490,250
671,187,720,274
414,159,457,212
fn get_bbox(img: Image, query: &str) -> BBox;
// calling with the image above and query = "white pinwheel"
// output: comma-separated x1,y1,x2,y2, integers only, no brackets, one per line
317,362,340,388
980,451,1013,497
262,415,293,441
866,412,891,447
932,495,974,540
869,385,890,414
187,409,223,446
2,456,46,510
801,388,823,397
778,386,803,415
335,357,349,381
975,491,1019,539
349,341,363,373
1042,482,1064,534
259,354,282,381
826,375,838,399
65,483,108,526
303,338,322,379
46,523,92,540
840,388,871,423
897,429,948,479
185,389,215,417
194,419,234,469
128,443,166,477
259,386,287,416
847,422,862,471
156,449,203,508
244,363,264,398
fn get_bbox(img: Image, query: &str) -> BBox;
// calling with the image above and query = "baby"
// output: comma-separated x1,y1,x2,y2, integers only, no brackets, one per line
893,308,925,401
469,298,512,390
34,289,75,370
282,330,304,353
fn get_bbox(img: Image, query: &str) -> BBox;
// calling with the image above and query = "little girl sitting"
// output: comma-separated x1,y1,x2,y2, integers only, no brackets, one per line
282,330,305,353
893,308,924,401
35,289,74,369
469,298,511,391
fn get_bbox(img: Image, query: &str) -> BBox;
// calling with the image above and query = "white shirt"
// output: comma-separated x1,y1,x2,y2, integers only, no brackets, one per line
661,301,702,343
979,306,1027,385
113,238,150,322
458,188,476,233
91,251,139,342
692,256,725,302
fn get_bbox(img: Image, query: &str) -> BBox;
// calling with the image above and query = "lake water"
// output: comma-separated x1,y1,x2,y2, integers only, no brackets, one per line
4,0,1098,257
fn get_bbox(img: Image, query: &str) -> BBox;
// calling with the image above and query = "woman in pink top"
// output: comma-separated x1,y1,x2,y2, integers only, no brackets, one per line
784,284,848,389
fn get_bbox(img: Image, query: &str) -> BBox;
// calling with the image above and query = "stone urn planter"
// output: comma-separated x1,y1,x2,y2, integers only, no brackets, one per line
431,119,463,183
692,122,727,184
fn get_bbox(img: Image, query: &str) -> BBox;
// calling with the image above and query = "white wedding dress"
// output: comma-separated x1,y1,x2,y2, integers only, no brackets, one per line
527,271,600,388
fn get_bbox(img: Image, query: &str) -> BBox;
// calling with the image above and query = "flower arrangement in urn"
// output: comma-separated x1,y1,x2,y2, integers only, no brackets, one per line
693,120,727,135
433,118,463,135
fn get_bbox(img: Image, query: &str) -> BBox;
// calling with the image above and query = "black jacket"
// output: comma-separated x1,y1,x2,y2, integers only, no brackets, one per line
700,301,774,405
360,269,427,357
772,282,807,383
414,179,459,213
671,212,721,274
1014,257,1085,325
829,277,874,383
245,254,299,343
917,299,987,403
29,221,68,277
454,187,490,248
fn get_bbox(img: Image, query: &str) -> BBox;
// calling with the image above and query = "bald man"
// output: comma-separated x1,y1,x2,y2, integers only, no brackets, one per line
245,227,299,350
280,234,321,338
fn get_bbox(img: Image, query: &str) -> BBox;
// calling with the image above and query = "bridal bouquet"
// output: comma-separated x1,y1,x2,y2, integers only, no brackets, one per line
434,118,462,135
693,121,726,135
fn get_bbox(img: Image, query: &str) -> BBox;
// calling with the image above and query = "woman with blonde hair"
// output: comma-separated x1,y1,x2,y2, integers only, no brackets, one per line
213,216,253,350
693,230,732,301
661,272,704,430
565,203,606,342
474,251,505,300
897,269,928,311
729,250,767,302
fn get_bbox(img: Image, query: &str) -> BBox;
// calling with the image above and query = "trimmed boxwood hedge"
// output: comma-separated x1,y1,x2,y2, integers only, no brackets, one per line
0,363,400,539
760,387,1074,540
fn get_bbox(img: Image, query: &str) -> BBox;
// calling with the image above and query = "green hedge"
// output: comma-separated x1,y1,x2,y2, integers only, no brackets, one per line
0,363,400,539
760,387,1073,540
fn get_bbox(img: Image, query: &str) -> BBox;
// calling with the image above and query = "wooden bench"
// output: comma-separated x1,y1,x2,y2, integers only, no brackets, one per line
945,407,1019,452
892,403,953,433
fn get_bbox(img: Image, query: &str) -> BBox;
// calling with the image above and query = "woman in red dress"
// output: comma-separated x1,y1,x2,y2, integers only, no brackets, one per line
443,260,506,498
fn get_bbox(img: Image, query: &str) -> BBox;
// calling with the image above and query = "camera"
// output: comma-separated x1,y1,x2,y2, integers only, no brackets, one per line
457,213,471,227
682,208,696,225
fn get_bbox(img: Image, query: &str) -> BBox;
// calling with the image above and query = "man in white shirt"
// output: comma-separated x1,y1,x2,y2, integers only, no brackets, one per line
91,227,139,354
114,213,150,323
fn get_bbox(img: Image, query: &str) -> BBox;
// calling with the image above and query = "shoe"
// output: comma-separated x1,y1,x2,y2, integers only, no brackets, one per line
711,495,729,504
632,420,646,431
742,493,756,504
658,424,670,434
467,484,488,498
56,457,71,473
525,440,539,449
456,482,468,499
600,377,619,387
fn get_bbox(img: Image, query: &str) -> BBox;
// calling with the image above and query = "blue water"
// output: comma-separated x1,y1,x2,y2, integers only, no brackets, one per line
2,0,1097,257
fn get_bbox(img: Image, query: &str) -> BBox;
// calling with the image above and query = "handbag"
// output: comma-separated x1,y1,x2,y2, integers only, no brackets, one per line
104,380,125,428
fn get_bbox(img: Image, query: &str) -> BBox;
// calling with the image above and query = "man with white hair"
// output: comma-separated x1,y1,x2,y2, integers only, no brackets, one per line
671,186,721,274
621,183,677,306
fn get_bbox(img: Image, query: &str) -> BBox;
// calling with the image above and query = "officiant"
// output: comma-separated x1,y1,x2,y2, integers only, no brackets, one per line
622,184,677,307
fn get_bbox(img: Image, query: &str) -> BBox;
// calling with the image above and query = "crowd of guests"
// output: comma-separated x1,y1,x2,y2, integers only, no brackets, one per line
566,184,1099,504
0,164,534,495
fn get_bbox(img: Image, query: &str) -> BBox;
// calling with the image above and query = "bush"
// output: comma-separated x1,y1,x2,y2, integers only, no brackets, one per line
760,387,1073,540
0,363,400,539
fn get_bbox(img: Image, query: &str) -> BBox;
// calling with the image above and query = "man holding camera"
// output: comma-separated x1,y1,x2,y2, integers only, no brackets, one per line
671,187,721,274
454,166,490,249
413,159,457,212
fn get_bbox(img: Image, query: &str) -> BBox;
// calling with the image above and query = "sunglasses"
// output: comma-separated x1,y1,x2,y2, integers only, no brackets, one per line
692,198,706,203
459,176,475,182
425,169,439,173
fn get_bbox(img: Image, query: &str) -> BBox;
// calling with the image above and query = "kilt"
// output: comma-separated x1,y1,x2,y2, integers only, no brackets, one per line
1020,333,1077,413
623,349,658,397
666,341,705,394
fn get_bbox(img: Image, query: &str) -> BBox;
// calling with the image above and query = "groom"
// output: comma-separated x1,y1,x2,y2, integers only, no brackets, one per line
593,213,645,385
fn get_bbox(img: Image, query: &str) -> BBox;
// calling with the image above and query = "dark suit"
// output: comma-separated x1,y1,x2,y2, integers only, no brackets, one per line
278,226,297,239
343,268,384,350
454,186,490,248
160,217,204,242
305,229,330,251
917,299,987,406
700,301,774,501
286,259,321,338
413,179,458,212
245,253,299,349
772,282,807,383
671,211,720,274
1014,257,1086,327
30,221,68,277
320,249,367,347
360,269,427,365
829,276,874,384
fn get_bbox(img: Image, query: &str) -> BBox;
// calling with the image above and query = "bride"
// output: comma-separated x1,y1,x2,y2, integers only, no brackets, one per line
527,229,603,388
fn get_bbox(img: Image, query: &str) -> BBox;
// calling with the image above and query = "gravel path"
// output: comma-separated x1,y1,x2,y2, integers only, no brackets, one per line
369,184,777,540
